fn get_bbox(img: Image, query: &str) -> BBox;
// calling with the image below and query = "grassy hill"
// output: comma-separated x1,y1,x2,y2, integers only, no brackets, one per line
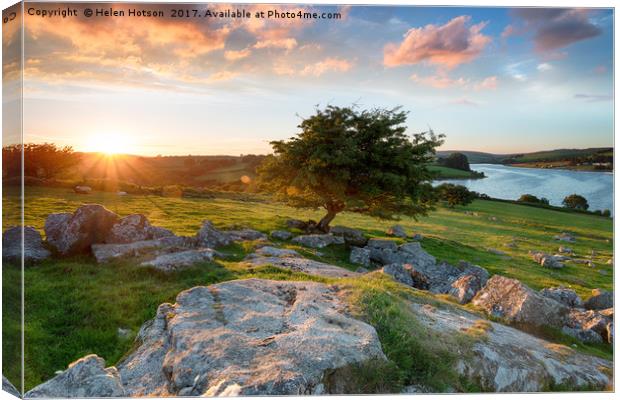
428,165,484,180
2,186,612,390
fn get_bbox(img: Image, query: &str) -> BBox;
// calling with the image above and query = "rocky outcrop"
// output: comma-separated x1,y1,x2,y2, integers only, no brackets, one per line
224,229,267,242
3,375,19,397
540,287,583,308
472,276,568,329
251,246,299,258
292,234,344,249
270,230,293,241
91,236,196,264
117,279,386,396
563,309,611,344
244,256,358,278
349,247,371,267
411,303,612,392
45,205,119,255
105,215,174,244
330,226,367,246
140,249,215,272
584,289,613,310
2,226,51,264
195,220,232,248
25,355,125,398
381,264,414,286
366,240,437,268
448,274,484,304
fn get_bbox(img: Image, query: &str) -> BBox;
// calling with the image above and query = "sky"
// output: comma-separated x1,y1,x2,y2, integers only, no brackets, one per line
3,4,614,156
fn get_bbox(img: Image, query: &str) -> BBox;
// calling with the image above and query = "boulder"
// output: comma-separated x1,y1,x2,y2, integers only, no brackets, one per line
195,220,232,248
91,236,196,264
3,375,19,398
224,229,267,242
45,205,119,255
3,226,51,264
330,226,367,246
386,225,407,238
74,185,92,194
487,248,507,256
540,287,583,308
448,274,483,304
412,303,612,392
381,263,414,286
117,279,386,396
607,322,614,344
285,219,308,230
472,275,569,329
292,234,344,249
243,256,358,279
349,247,371,267
25,355,125,398
456,261,490,285
599,307,614,319
529,251,564,269
409,267,431,290
554,232,576,242
270,230,293,241
584,289,613,310
140,249,215,272
250,246,299,258
563,309,610,343
558,246,573,254
398,242,437,268
105,214,174,244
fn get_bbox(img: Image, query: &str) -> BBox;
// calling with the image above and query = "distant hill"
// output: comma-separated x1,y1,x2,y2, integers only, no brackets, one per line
437,147,613,166
436,151,504,164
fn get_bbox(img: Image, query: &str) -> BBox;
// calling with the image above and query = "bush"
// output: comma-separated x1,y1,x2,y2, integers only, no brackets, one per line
436,183,476,207
562,194,589,210
517,194,549,205
438,153,471,171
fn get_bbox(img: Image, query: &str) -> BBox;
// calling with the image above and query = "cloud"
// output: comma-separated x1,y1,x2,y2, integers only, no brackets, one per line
512,8,602,52
593,65,607,74
410,73,497,90
450,98,480,107
574,93,612,102
254,38,298,50
537,63,553,72
300,57,354,77
384,16,491,69
224,48,252,61
501,25,515,39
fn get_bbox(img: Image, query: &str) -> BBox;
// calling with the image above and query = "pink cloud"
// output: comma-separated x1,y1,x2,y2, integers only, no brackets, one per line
224,48,252,61
384,16,491,69
410,73,497,90
254,38,298,50
476,76,498,90
501,24,515,39
300,57,354,77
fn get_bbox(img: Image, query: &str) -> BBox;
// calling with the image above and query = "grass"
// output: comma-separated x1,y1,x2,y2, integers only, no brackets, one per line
428,165,484,180
1,186,613,391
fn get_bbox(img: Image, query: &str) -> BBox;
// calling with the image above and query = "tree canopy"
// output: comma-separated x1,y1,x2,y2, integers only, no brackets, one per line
2,143,81,179
562,194,589,210
257,105,444,231
438,152,471,171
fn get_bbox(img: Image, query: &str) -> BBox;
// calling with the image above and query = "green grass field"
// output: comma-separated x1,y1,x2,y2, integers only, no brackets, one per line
2,186,613,391
428,165,483,179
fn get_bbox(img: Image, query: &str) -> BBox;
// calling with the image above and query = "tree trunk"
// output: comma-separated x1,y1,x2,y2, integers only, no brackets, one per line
317,210,337,233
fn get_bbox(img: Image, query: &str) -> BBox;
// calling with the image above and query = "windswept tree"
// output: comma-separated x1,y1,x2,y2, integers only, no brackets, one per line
257,105,444,232
2,143,81,179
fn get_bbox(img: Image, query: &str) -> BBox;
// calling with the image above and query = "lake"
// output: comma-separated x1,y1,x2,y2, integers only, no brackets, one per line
436,164,613,214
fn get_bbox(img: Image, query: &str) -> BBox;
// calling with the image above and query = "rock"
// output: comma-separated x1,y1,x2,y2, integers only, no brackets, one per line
456,261,490,285
606,322,614,344
250,246,299,258
540,287,583,308
91,236,196,263
398,242,437,269
552,254,572,262
504,241,517,249
563,309,610,343
117,279,386,396
558,246,573,254
3,375,20,397
74,185,92,194
410,233,423,241
366,239,398,251
349,247,371,267
386,225,407,238
195,220,232,248
412,303,612,392
381,263,414,286
472,275,569,329
105,214,174,244
244,256,358,279
409,267,431,290
401,384,432,393
224,229,267,242
599,307,614,319
2,226,51,264
584,289,613,310
25,355,125,398
355,267,369,273
554,232,576,242
140,249,215,272
285,219,308,230
606,258,613,265
529,251,564,269
487,248,507,256
448,274,484,304
330,226,367,246
45,205,119,256
270,230,293,241
292,234,344,249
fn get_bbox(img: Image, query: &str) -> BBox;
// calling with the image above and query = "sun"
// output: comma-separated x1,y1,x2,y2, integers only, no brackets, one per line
85,133,131,155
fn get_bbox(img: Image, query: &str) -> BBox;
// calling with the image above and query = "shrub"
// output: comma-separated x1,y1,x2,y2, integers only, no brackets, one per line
562,194,589,210
436,183,476,207
517,194,549,205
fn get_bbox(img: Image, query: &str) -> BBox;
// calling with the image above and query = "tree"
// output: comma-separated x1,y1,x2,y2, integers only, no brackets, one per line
257,105,444,232
562,194,589,210
517,194,549,205
439,152,470,171
2,143,81,179
435,183,476,207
